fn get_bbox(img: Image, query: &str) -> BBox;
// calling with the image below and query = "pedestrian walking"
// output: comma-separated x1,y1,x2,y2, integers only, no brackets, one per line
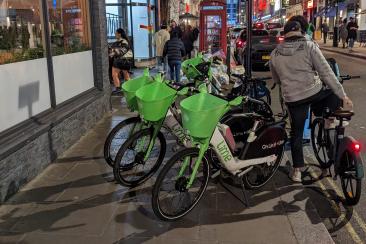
339,18,348,49
269,21,353,182
163,31,186,82
182,25,194,59
347,17,358,52
321,21,329,44
154,24,170,72
306,22,315,39
109,28,133,95
170,20,183,39
192,26,200,57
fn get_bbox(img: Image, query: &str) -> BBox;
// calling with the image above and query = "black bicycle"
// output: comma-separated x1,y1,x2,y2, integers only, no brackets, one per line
311,104,363,205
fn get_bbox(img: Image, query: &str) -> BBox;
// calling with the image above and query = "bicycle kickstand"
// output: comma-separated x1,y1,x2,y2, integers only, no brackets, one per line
240,177,250,208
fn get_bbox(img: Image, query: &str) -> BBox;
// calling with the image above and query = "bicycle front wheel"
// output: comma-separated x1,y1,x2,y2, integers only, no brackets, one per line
152,148,210,221
113,128,166,187
104,116,142,167
340,150,362,205
311,118,333,169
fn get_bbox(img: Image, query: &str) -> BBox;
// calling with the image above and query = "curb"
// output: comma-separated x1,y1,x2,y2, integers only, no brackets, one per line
320,47,366,60
280,153,335,244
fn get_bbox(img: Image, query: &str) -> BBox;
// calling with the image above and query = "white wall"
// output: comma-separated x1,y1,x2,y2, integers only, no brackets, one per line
360,0,366,30
0,58,51,132
53,51,95,104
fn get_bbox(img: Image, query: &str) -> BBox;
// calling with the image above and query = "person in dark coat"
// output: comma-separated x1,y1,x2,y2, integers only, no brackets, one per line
163,31,186,82
182,25,194,58
170,20,183,39
347,17,359,52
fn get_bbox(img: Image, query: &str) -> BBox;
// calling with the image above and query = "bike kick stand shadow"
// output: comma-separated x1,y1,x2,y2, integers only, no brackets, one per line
216,174,251,207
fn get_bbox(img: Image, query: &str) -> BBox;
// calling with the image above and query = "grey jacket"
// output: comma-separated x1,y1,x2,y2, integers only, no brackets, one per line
270,38,346,103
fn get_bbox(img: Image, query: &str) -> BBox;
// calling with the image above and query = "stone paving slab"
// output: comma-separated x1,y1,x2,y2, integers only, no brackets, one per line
0,96,335,244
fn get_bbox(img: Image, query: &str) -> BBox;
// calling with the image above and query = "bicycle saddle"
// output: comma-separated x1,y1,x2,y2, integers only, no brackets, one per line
333,110,354,118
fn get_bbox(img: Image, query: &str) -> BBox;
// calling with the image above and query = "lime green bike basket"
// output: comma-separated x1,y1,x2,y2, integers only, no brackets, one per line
182,54,205,80
136,82,177,122
121,69,152,111
180,93,228,138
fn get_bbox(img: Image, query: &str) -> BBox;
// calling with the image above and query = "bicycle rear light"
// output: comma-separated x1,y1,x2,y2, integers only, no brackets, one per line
353,143,361,153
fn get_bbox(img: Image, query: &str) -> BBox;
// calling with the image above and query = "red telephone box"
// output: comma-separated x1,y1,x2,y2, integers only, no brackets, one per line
199,0,227,54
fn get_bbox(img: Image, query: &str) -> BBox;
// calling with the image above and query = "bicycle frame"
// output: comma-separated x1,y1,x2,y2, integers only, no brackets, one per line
179,123,279,188
140,108,192,161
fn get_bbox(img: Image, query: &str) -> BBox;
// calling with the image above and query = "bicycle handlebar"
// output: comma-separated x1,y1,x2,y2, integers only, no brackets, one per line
340,75,360,81
231,73,272,81
246,97,265,105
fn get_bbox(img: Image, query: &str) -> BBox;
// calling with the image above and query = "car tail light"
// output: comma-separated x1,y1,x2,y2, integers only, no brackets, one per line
278,36,285,42
236,39,246,49
354,143,361,152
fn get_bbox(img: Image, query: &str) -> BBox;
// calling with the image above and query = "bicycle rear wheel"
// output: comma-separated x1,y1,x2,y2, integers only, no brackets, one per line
104,116,142,167
311,118,333,169
340,150,362,205
152,148,210,221
113,128,166,187
243,146,284,189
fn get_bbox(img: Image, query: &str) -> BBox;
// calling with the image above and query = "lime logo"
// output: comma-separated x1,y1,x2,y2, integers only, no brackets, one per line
172,124,188,142
217,141,232,162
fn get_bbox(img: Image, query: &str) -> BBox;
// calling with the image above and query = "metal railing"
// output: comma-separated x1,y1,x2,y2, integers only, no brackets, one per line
106,13,124,40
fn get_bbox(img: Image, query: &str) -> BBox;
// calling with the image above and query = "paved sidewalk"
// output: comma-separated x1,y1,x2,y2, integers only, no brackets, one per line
0,83,334,244
317,41,366,59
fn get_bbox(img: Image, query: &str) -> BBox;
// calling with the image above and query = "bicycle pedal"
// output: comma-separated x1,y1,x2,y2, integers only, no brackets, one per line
211,169,221,179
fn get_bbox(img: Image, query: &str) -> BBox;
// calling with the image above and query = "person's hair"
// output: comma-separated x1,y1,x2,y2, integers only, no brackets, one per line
116,28,128,39
343,18,347,24
171,20,176,25
288,15,308,33
171,30,179,38
161,24,167,30
116,28,130,46
350,17,354,20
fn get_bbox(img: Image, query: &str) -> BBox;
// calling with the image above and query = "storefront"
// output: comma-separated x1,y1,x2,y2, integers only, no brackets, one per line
0,0,110,202
105,0,157,60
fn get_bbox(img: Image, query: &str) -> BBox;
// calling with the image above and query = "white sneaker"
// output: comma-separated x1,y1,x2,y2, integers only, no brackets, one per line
290,169,302,183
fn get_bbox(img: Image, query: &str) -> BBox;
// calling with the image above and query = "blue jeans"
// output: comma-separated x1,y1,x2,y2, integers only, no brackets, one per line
169,61,181,83
349,38,355,48
157,56,168,72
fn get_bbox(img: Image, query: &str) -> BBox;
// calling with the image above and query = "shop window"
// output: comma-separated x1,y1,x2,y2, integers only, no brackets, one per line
0,0,45,65
48,0,92,56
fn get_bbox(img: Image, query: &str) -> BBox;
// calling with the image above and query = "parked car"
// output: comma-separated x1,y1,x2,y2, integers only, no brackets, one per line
253,22,265,30
266,22,282,30
269,28,285,43
231,26,245,40
234,29,278,67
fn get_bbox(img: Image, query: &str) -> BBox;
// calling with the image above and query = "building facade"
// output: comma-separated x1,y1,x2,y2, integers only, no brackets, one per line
0,0,110,202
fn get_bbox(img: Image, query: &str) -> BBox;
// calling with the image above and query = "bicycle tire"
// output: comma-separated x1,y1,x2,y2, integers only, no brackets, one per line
113,128,166,187
152,148,210,221
311,118,333,169
103,116,141,167
243,146,284,189
340,150,362,205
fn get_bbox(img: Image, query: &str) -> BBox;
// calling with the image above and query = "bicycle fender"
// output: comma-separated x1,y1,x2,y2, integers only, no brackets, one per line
336,136,364,179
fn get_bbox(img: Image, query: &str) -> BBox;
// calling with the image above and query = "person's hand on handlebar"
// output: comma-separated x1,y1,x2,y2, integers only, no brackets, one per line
342,96,354,111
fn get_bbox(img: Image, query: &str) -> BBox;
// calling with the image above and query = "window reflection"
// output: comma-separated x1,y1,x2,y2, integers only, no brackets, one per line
0,0,44,65
48,0,91,55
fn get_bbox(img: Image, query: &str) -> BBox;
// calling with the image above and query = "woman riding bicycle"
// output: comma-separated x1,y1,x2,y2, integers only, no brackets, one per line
269,21,353,182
